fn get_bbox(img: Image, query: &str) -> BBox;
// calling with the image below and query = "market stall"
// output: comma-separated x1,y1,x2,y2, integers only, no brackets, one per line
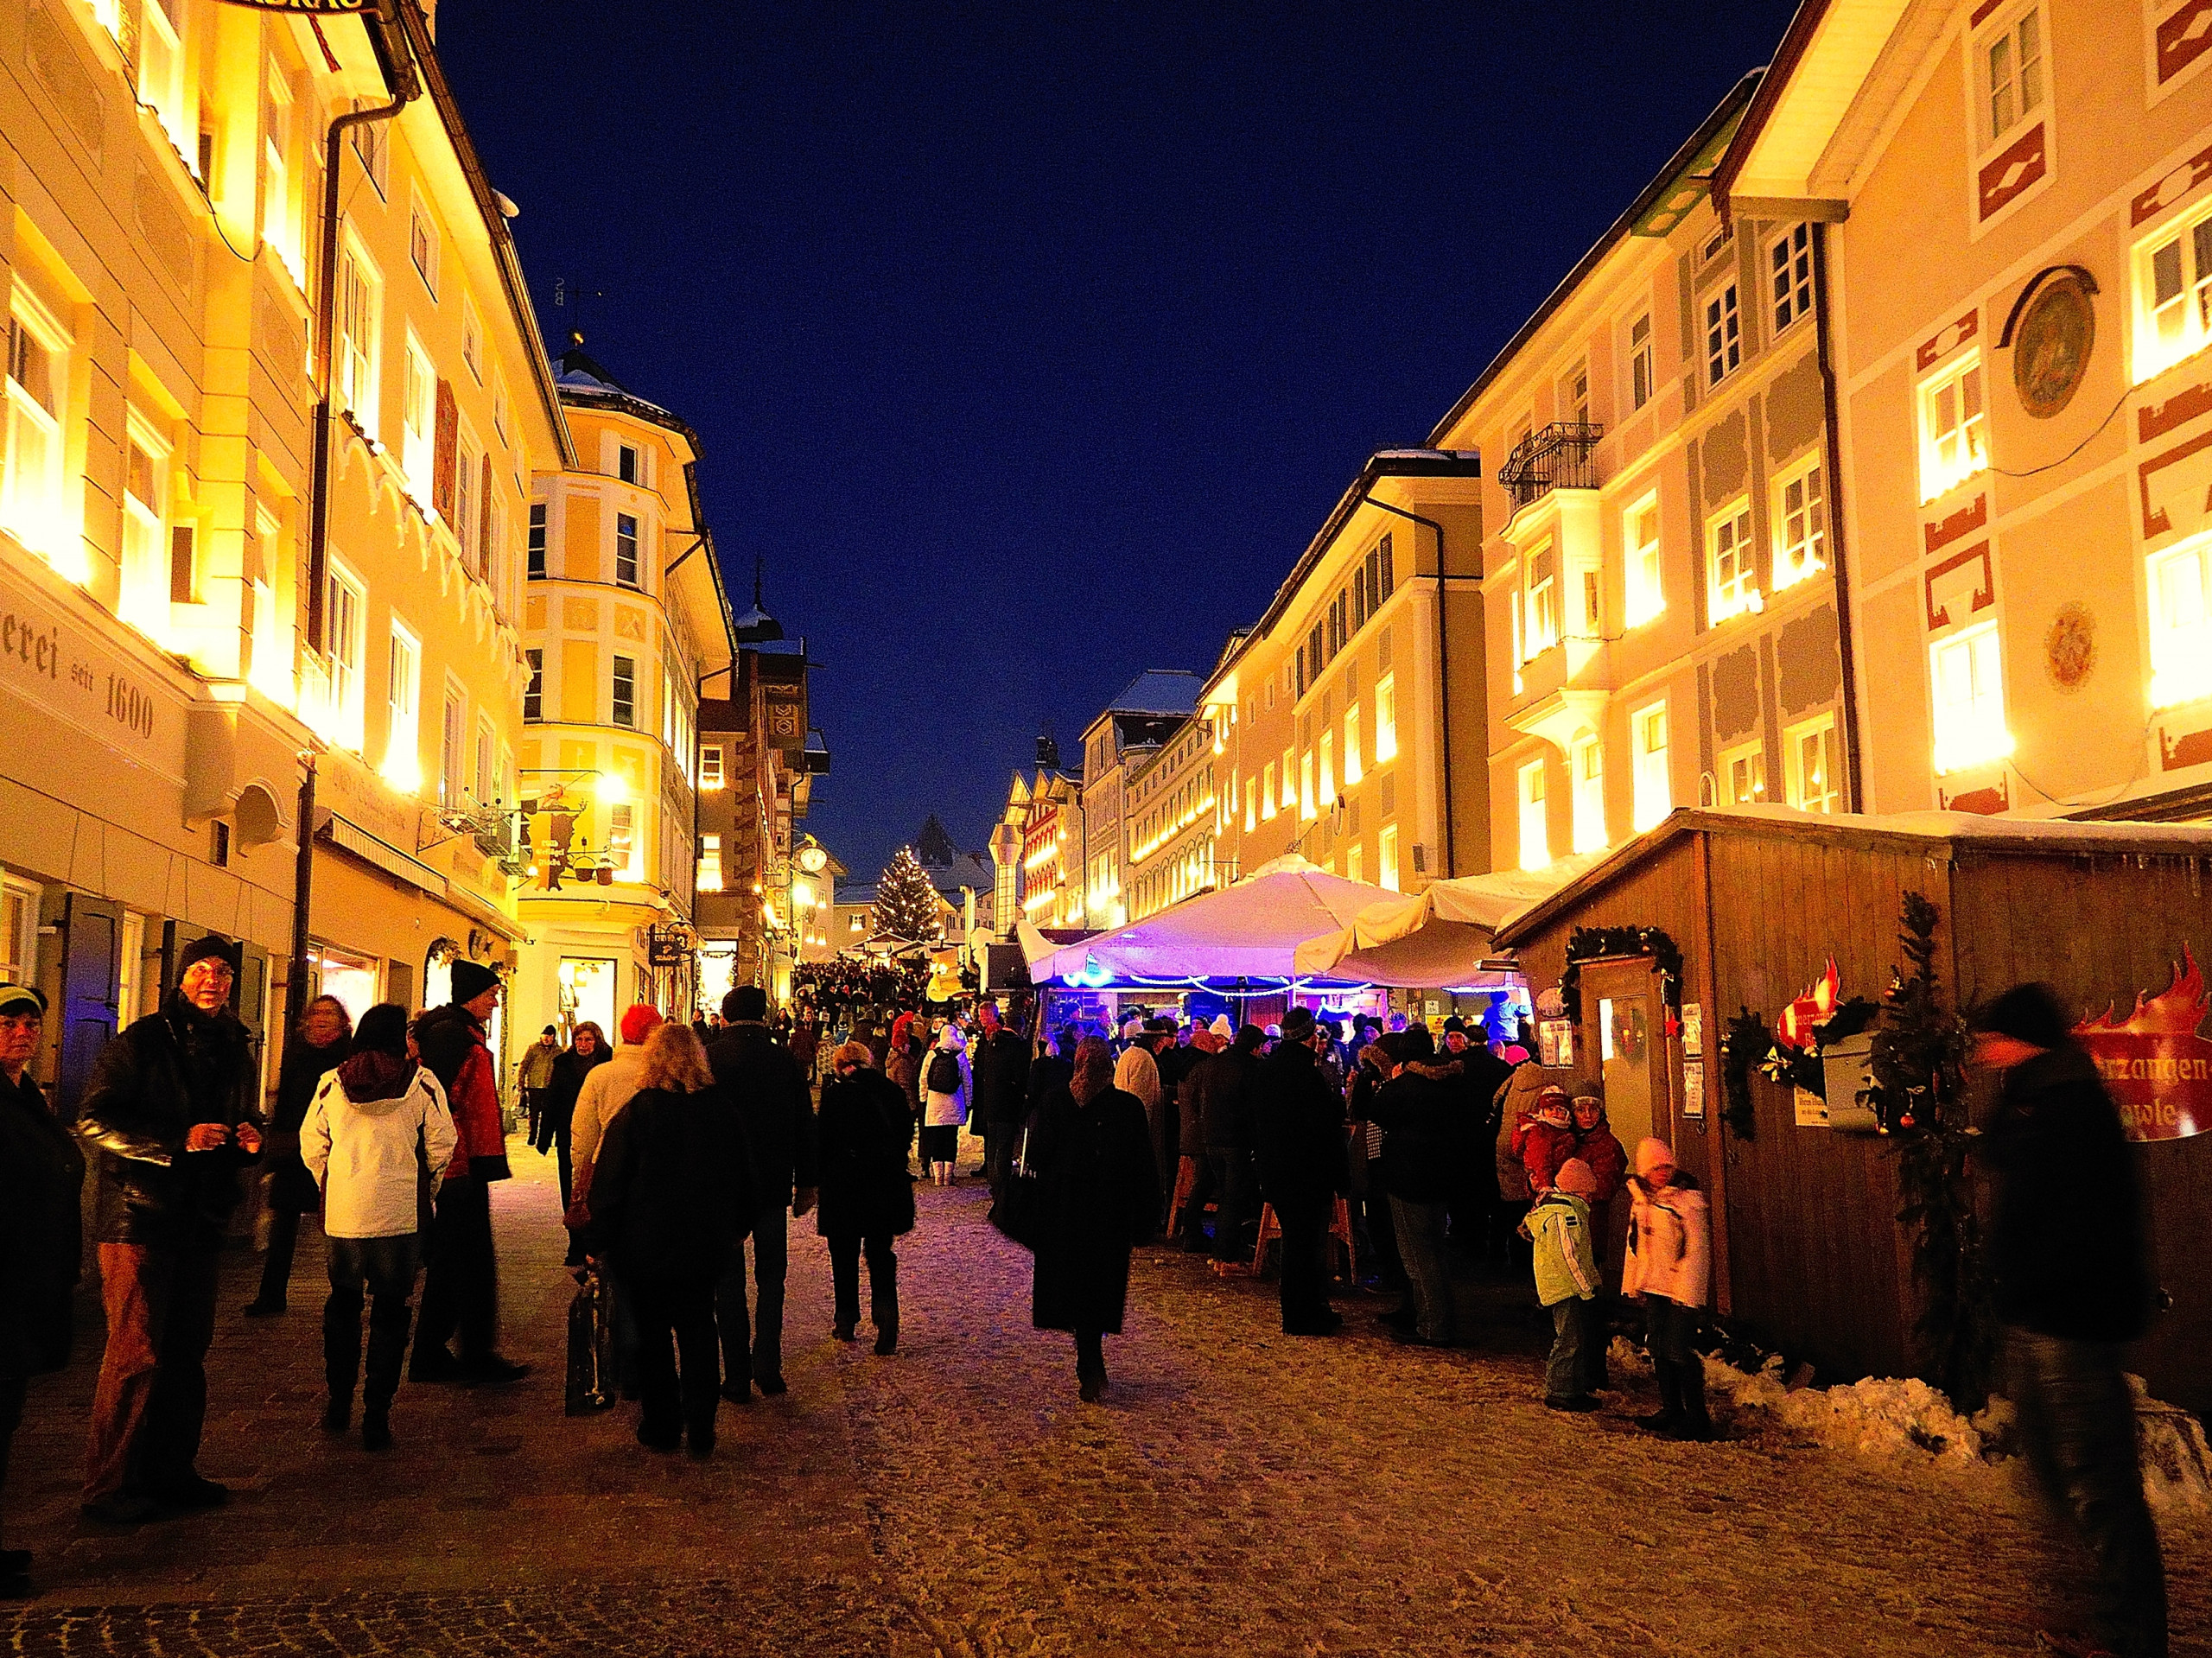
1290,854,1604,987
1491,804,2212,1413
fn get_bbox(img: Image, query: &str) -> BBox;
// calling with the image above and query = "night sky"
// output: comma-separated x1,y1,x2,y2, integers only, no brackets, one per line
436,1,1798,886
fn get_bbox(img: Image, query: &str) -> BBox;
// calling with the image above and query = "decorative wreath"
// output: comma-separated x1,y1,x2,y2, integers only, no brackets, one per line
1559,925,1685,1028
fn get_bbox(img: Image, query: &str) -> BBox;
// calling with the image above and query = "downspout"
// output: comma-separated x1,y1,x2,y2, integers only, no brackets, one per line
289,6,417,1026
1357,494,1458,880
1811,220,1866,812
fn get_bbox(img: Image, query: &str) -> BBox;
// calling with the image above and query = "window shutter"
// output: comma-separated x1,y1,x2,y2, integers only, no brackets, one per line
433,378,459,522
57,893,124,1119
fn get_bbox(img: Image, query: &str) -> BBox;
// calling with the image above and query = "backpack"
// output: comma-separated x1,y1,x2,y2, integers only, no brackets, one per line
927,1050,963,1095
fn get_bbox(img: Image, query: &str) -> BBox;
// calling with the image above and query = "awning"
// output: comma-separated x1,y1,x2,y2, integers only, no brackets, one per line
1290,852,1605,987
315,810,444,896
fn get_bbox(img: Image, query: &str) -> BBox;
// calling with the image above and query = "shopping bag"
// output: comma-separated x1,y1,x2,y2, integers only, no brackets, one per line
989,1114,1046,1251
564,1267,616,1416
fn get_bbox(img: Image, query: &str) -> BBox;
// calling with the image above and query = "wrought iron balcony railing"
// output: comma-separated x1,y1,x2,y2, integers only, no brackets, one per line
1497,422,1603,514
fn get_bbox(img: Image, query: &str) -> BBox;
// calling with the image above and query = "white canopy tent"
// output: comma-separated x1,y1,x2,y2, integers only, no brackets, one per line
1020,855,1403,988
1288,852,1605,988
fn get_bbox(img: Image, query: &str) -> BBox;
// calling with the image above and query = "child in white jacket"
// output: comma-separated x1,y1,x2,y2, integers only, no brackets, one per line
1622,1136,1713,1441
302,1003,456,1451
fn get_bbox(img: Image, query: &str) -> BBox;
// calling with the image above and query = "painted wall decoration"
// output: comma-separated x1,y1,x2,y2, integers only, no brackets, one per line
2075,948,2212,1141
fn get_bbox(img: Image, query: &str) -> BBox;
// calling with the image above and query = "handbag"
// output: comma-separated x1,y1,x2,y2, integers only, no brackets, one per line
564,1266,617,1416
989,1110,1046,1250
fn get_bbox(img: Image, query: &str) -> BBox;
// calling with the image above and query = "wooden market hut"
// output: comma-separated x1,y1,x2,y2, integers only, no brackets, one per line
1492,805,2212,1413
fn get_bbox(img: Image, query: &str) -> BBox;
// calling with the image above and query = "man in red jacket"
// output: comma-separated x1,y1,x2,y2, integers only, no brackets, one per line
410,962,528,1386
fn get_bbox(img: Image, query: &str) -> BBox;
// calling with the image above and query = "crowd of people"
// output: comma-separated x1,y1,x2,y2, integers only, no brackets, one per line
0,950,2172,1656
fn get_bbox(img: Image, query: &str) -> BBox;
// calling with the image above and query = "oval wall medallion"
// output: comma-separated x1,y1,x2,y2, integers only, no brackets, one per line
2045,601,2095,693
2011,270,2096,419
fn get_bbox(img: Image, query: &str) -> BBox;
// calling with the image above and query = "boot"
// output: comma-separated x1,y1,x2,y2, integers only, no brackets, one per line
1674,1357,1715,1441
360,1404,392,1452
874,1318,898,1357
321,1394,352,1433
1637,1359,1684,1432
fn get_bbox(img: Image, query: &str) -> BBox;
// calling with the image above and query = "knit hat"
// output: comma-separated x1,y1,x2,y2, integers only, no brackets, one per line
1554,1157,1599,1198
1535,1084,1572,1125
178,934,239,975
541,1024,558,1037
620,1002,663,1045
1280,1006,1317,1041
0,982,47,1018
1634,1137,1676,1180
1442,1015,1466,1034
1210,1013,1233,1039
725,985,768,1021
448,959,499,1005
1970,982,2070,1051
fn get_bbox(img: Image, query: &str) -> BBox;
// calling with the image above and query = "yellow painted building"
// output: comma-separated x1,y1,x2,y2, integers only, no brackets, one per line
512,338,733,1042
1722,0,2212,824
0,0,566,1106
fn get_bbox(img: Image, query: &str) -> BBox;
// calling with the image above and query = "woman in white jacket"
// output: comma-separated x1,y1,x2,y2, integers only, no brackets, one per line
302,1003,456,1451
1621,1136,1713,1441
918,1025,971,1186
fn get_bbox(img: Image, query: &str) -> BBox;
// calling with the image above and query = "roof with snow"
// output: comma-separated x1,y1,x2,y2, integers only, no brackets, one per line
1104,670,1203,718
548,334,700,447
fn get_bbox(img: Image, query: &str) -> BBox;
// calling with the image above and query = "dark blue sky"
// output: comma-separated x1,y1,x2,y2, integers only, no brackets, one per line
437,1,1797,884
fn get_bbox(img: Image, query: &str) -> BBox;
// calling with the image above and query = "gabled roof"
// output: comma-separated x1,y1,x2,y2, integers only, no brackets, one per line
1104,670,1203,719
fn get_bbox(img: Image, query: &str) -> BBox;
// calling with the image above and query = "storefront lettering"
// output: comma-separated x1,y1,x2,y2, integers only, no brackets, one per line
2073,948,2212,1143
1,600,157,746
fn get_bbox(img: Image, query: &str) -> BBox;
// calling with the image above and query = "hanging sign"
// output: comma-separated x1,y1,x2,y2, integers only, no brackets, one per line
215,1,370,11
2075,948,2212,1141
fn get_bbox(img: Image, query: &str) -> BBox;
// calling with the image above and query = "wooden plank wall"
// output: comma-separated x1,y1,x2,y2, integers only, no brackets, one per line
1952,848,2212,1416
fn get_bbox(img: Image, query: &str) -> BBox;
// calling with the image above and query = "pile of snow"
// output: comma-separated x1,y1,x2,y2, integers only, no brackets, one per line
1607,1337,2212,1506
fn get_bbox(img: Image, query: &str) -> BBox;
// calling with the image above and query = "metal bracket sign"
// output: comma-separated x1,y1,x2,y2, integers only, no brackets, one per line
646,923,697,968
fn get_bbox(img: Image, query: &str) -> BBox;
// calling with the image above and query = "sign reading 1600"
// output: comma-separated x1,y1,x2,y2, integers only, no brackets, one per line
105,672,154,739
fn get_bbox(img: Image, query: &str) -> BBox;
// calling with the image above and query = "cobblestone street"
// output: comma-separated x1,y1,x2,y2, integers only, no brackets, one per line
3,1142,2206,1656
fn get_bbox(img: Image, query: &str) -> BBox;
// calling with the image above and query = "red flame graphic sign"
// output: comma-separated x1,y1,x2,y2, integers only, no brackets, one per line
1776,957,1841,1051
2071,947,2212,1141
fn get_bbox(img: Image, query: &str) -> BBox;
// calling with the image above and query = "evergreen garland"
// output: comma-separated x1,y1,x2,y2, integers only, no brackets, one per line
870,847,944,946
1720,1009,1770,1140
1560,925,1685,1026
1863,890,1994,1407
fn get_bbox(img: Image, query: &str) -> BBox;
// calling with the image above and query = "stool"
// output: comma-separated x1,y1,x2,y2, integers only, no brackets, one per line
1250,1197,1357,1283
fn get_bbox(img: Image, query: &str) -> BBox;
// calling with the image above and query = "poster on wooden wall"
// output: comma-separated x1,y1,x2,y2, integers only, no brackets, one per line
2074,949,2212,1142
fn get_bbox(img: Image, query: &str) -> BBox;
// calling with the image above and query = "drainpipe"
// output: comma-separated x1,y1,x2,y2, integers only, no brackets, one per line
290,6,416,1026
1356,494,1458,880
1811,221,1866,812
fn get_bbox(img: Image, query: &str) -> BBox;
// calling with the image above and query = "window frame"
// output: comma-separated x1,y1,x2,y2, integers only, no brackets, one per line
409,194,441,297
1374,673,1398,763
1770,224,1813,335
1770,455,1827,592
1627,311,1654,412
1917,352,1989,502
1929,619,2012,775
527,501,548,578
3,289,73,569
1517,757,1549,871
523,646,543,722
2150,533,2212,708
334,234,381,430
1632,700,1670,832
323,559,367,753
1571,734,1605,854
612,653,638,729
2133,202,2212,384
1719,738,1766,807
1705,283,1742,385
384,619,421,789
1624,492,1663,628
614,511,640,588
1376,823,1401,893
1978,1,2047,153
1784,712,1841,813
1707,498,1758,625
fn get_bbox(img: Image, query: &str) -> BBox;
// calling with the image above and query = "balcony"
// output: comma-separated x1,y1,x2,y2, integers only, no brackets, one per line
1497,422,1603,514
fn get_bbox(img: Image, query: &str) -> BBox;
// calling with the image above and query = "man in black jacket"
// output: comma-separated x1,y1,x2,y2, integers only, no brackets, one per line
1252,1007,1345,1336
1204,1026,1265,1264
1974,983,2165,1658
706,985,818,1399
77,937,264,1525
972,1007,1031,1191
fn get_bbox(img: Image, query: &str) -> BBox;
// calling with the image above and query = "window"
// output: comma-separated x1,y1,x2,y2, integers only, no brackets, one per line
1785,714,1841,813
454,435,477,567
350,103,389,194
612,655,637,728
384,624,421,791
1319,730,1335,807
410,199,440,295
139,0,190,162
335,242,378,426
1632,702,1670,831
1560,361,1590,425
697,833,724,893
1344,842,1363,884
1983,5,2044,145
1769,225,1814,335
439,689,465,805
1375,674,1397,762
324,566,365,750
1930,621,2012,773
493,375,510,445
461,296,483,382
1705,283,1741,384
605,801,636,879
1624,494,1663,626
1707,499,1758,622
401,337,435,500
1299,752,1315,821
618,444,639,485
1618,314,1652,415
1572,735,1605,854
1261,759,1277,820
474,717,496,805
1768,459,1827,593
2151,537,2212,707
263,71,302,283
1524,543,1558,656
118,415,170,636
523,648,542,722
1377,823,1401,893
2135,211,2212,382
3,300,68,566
1342,704,1362,788
1720,740,1766,806
1517,759,1548,870
1918,354,1987,500
527,502,547,578
701,744,725,790
1243,776,1256,831
615,513,639,587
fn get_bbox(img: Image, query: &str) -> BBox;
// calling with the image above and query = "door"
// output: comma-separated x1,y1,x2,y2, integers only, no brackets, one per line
57,893,124,1120
1577,956,1671,1154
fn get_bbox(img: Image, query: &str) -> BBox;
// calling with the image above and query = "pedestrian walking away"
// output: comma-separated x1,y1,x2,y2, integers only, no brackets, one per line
77,935,264,1525
409,962,529,1388
1202,1026,1265,1267
816,1041,916,1355
245,994,352,1318
300,1004,457,1452
1252,1007,1348,1337
0,982,86,1595
1972,983,2167,1658
1368,1026,1462,1348
919,1022,971,1186
1028,1036,1160,1402
585,1023,756,1459
705,985,818,1401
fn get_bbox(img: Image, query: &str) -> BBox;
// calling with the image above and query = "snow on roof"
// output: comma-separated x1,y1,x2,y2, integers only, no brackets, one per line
1106,670,1203,718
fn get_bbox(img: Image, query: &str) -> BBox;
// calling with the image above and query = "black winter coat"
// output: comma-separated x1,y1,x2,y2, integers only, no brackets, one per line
267,1035,349,1212
585,1083,756,1287
1252,1042,1346,1209
79,997,262,1246
816,1069,917,1240
1981,1045,2156,1344
705,1021,819,1207
534,1045,607,1150
0,1070,86,1379
1177,1053,1220,1157
1198,1046,1262,1152
1030,1084,1160,1336
1027,1052,1073,1111
974,1031,1033,1126
1370,1062,1465,1204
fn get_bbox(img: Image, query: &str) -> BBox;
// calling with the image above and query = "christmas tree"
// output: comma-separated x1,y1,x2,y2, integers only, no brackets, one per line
871,846,942,946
